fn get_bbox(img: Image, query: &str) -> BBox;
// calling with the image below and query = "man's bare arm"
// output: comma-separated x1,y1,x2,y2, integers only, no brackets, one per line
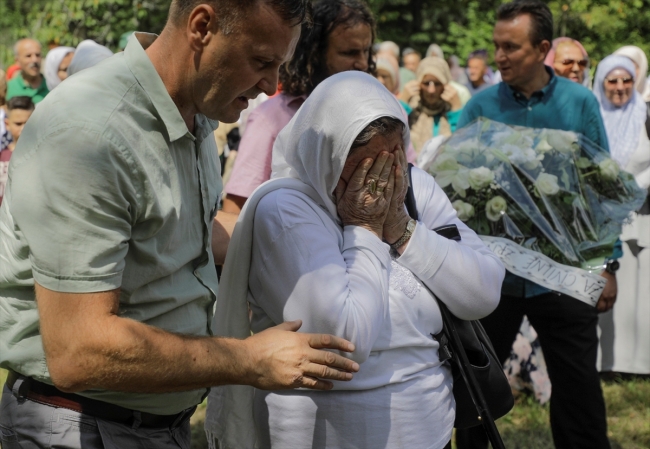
36,283,359,394
221,195,247,214
212,210,238,264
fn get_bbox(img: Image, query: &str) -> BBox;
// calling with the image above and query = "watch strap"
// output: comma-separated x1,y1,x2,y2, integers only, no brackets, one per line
390,219,416,250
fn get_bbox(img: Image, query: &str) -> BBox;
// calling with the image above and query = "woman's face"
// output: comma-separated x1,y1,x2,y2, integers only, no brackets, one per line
420,74,444,104
339,130,403,186
553,42,586,84
58,52,74,81
604,68,634,107
376,68,395,93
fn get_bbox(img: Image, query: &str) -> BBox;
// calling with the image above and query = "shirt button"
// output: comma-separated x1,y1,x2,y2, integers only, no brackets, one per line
528,106,532,111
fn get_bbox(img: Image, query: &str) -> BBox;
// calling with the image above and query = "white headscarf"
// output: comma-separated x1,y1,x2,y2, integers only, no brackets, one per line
594,55,648,168
614,45,649,96
271,71,410,219
44,46,74,91
205,71,409,449
67,40,113,76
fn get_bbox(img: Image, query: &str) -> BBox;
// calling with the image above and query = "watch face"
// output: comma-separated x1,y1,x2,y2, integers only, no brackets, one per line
610,260,620,271
407,219,416,232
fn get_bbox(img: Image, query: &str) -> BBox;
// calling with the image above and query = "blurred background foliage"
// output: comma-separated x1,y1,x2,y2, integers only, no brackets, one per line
2,0,650,70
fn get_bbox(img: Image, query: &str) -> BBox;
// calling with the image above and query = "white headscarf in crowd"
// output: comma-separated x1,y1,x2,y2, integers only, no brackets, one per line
44,46,74,91
613,45,649,96
594,55,648,168
204,71,409,449
67,40,113,77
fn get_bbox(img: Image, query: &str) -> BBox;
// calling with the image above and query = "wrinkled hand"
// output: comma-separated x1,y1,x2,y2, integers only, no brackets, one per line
243,320,360,391
335,152,395,238
596,271,617,313
382,147,411,244
399,80,420,103
441,83,462,111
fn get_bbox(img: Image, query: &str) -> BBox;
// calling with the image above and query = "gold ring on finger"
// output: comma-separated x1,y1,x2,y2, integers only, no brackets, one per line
366,179,377,194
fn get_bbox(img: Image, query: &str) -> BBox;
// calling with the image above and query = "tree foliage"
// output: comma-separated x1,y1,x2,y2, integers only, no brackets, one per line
2,0,650,70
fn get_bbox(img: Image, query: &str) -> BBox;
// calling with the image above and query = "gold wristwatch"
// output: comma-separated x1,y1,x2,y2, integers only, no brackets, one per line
390,219,416,250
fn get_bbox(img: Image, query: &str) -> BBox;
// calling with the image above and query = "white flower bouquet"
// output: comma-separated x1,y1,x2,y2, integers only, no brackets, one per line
429,118,646,273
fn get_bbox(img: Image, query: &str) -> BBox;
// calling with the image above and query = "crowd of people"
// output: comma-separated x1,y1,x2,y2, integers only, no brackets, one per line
0,0,648,448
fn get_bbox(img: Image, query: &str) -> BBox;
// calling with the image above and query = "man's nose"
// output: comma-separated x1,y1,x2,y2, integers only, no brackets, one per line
354,56,369,72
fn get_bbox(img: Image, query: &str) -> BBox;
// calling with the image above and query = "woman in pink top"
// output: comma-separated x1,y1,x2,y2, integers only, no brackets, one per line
222,0,377,213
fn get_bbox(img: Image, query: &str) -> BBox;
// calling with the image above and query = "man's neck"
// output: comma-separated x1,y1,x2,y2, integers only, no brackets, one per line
145,31,196,133
471,78,486,89
22,72,42,89
509,65,550,99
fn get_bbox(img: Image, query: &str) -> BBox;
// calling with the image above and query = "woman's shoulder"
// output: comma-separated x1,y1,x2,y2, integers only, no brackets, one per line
255,187,332,229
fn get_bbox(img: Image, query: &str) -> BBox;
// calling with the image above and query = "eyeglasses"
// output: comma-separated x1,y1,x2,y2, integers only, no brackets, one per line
421,80,443,89
605,77,634,85
558,59,589,68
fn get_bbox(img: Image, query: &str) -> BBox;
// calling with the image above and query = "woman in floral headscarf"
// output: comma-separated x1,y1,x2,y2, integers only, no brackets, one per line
594,54,650,376
408,57,464,153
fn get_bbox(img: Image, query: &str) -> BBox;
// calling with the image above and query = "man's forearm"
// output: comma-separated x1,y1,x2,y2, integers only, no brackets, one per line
36,284,253,393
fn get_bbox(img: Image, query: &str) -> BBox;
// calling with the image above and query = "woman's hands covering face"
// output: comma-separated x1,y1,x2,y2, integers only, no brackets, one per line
382,147,411,244
335,151,396,238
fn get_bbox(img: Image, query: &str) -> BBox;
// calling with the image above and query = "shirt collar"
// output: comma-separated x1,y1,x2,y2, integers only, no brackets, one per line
504,66,557,101
16,72,47,92
124,33,191,142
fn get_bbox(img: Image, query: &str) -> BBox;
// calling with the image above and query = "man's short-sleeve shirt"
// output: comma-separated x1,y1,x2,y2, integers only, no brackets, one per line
0,33,222,415
6,73,49,103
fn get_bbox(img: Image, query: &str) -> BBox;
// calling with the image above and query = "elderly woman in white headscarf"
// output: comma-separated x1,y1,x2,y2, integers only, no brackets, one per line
44,46,75,91
205,71,504,449
614,46,649,99
594,54,650,377
67,40,113,77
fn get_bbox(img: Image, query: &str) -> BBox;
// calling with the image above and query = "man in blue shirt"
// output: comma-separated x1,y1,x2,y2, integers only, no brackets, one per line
456,2,614,449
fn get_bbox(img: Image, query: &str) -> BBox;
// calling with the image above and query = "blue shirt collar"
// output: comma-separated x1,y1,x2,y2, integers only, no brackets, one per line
502,66,557,102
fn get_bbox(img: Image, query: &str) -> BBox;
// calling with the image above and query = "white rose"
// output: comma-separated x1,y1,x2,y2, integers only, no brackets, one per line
535,173,560,196
535,138,553,153
598,158,620,180
547,130,579,154
451,167,471,198
485,196,508,222
430,153,460,174
452,200,475,221
468,167,495,190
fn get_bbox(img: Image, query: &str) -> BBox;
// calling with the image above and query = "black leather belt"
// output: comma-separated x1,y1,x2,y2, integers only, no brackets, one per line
6,371,195,429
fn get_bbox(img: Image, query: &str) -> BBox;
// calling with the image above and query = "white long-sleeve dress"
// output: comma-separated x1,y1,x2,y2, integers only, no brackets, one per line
599,125,650,374
247,166,505,449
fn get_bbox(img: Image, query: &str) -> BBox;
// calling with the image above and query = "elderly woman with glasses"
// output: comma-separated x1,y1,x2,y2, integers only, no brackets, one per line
545,37,590,86
206,72,504,449
408,57,464,153
594,55,650,377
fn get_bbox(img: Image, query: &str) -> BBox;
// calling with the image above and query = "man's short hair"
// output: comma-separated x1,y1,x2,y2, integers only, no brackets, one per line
280,0,376,97
402,47,421,58
467,49,488,62
7,96,35,112
169,0,311,32
496,0,553,46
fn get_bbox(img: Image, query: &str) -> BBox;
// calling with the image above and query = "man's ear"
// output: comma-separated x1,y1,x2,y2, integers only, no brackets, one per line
539,40,551,60
187,4,218,53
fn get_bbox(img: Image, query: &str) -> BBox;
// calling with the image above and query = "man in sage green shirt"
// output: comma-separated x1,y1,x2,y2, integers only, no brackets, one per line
0,1,360,447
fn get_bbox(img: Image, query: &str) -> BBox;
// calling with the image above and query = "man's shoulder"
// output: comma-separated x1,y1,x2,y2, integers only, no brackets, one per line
552,77,597,103
462,84,501,118
247,93,301,129
31,55,155,141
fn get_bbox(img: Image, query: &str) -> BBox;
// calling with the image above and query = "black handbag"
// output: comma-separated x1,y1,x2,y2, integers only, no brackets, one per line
405,164,513,447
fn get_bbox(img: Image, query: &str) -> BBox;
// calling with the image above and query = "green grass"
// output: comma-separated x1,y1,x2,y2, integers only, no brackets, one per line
2,369,648,449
